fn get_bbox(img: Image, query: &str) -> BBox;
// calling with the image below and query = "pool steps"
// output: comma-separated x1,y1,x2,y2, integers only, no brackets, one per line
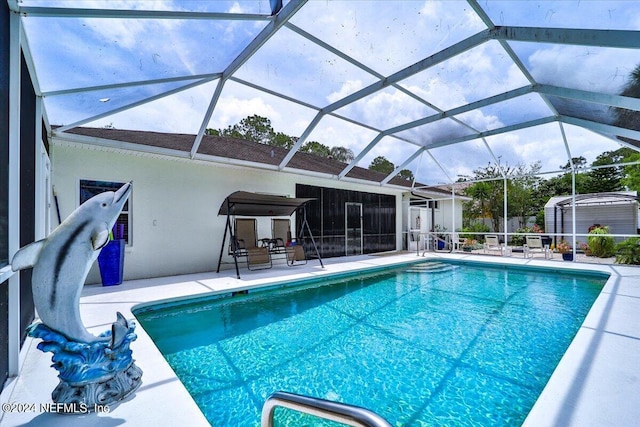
405,261,458,274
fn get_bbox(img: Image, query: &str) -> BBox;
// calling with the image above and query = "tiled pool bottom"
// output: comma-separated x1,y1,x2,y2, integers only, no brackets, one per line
134,261,607,426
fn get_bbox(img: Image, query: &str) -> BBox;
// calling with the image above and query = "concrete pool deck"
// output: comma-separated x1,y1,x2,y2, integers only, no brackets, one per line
1,252,638,426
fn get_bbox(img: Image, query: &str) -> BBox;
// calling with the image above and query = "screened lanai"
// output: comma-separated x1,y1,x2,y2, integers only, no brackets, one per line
7,0,640,248
3,2,640,424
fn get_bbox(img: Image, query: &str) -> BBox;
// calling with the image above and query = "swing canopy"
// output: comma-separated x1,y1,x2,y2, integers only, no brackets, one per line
216,191,322,279
217,191,315,217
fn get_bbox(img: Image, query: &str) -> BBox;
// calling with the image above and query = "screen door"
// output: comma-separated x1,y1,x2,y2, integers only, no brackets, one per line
345,202,363,255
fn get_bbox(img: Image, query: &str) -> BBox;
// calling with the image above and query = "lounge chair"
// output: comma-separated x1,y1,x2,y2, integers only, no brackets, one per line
483,235,505,255
524,235,552,259
271,218,291,253
234,218,272,270
271,218,307,266
286,243,307,266
452,233,466,252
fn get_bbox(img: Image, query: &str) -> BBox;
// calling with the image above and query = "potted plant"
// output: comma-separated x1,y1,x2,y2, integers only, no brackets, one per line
462,238,477,252
587,225,616,258
557,240,573,261
579,242,591,256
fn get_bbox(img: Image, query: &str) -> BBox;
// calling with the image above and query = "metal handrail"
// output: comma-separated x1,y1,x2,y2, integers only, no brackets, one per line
261,391,392,427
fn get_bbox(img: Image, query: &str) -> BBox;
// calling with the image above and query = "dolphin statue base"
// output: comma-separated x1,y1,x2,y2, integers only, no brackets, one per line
27,312,143,412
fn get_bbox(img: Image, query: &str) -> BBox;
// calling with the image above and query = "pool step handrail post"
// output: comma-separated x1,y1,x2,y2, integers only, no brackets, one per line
261,390,392,427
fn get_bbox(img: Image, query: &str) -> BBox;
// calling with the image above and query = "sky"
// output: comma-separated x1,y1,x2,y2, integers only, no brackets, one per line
20,0,640,186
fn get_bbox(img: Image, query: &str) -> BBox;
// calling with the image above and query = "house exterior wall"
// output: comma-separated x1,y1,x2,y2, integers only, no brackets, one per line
50,141,404,283
402,194,466,250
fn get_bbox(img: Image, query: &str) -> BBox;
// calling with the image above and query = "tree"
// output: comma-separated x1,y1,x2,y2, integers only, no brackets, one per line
218,114,275,144
560,156,588,171
622,152,640,192
272,132,295,149
463,181,491,228
207,115,355,160
367,156,414,181
329,146,355,163
586,148,636,193
369,156,395,174
300,140,331,157
463,163,505,232
398,169,414,181
614,64,640,136
507,162,541,228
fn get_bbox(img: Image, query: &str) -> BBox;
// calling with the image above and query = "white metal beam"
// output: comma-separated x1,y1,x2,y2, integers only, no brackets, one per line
43,72,222,97
56,76,218,133
536,84,640,111
8,7,21,377
384,85,533,136
7,0,19,12
17,7,271,21
322,30,491,115
285,22,443,113
278,112,324,169
338,133,385,179
491,26,640,49
230,75,419,147
221,0,307,79
381,147,426,185
191,0,307,158
422,116,558,151
559,122,577,259
190,79,225,158
18,22,41,96
560,116,640,146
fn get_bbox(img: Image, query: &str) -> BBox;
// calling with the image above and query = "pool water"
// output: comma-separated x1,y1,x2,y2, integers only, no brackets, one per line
134,261,607,426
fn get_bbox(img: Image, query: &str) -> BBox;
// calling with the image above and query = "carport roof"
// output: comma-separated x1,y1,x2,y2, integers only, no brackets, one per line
14,0,640,187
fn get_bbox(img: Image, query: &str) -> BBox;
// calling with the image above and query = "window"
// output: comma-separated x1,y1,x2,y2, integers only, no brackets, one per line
428,200,439,210
79,180,131,245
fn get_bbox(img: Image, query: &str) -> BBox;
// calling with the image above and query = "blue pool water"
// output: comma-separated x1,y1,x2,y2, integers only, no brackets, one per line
134,261,607,426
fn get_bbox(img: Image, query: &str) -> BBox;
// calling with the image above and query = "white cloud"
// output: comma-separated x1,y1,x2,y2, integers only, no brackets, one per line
209,96,280,130
326,80,365,104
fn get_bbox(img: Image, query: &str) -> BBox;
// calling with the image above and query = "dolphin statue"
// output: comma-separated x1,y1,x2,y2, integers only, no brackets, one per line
11,181,132,343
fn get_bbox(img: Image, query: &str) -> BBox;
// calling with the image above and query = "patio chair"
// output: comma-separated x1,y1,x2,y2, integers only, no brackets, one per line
452,232,466,252
524,235,552,259
270,218,307,266
286,243,307,266
483,235,505,255
234,218,272,270
271,218,291,254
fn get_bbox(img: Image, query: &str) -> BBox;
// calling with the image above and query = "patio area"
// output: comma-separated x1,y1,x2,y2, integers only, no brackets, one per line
1,252,638,427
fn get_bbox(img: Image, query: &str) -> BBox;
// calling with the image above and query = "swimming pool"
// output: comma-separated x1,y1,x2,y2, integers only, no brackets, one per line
133,261,607,426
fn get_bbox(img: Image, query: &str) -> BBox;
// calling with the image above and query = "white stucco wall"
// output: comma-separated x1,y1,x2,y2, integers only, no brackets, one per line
401,194,466,250
50,141,404,283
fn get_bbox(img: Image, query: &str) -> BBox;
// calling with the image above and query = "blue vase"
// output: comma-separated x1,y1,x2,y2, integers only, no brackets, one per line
98,239,125,286
562,252,573,261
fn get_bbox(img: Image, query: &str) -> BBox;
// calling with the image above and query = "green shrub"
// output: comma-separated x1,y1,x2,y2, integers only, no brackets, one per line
460,222,490,239
511,224,543,246
615,237,640,265
587,226,616,258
